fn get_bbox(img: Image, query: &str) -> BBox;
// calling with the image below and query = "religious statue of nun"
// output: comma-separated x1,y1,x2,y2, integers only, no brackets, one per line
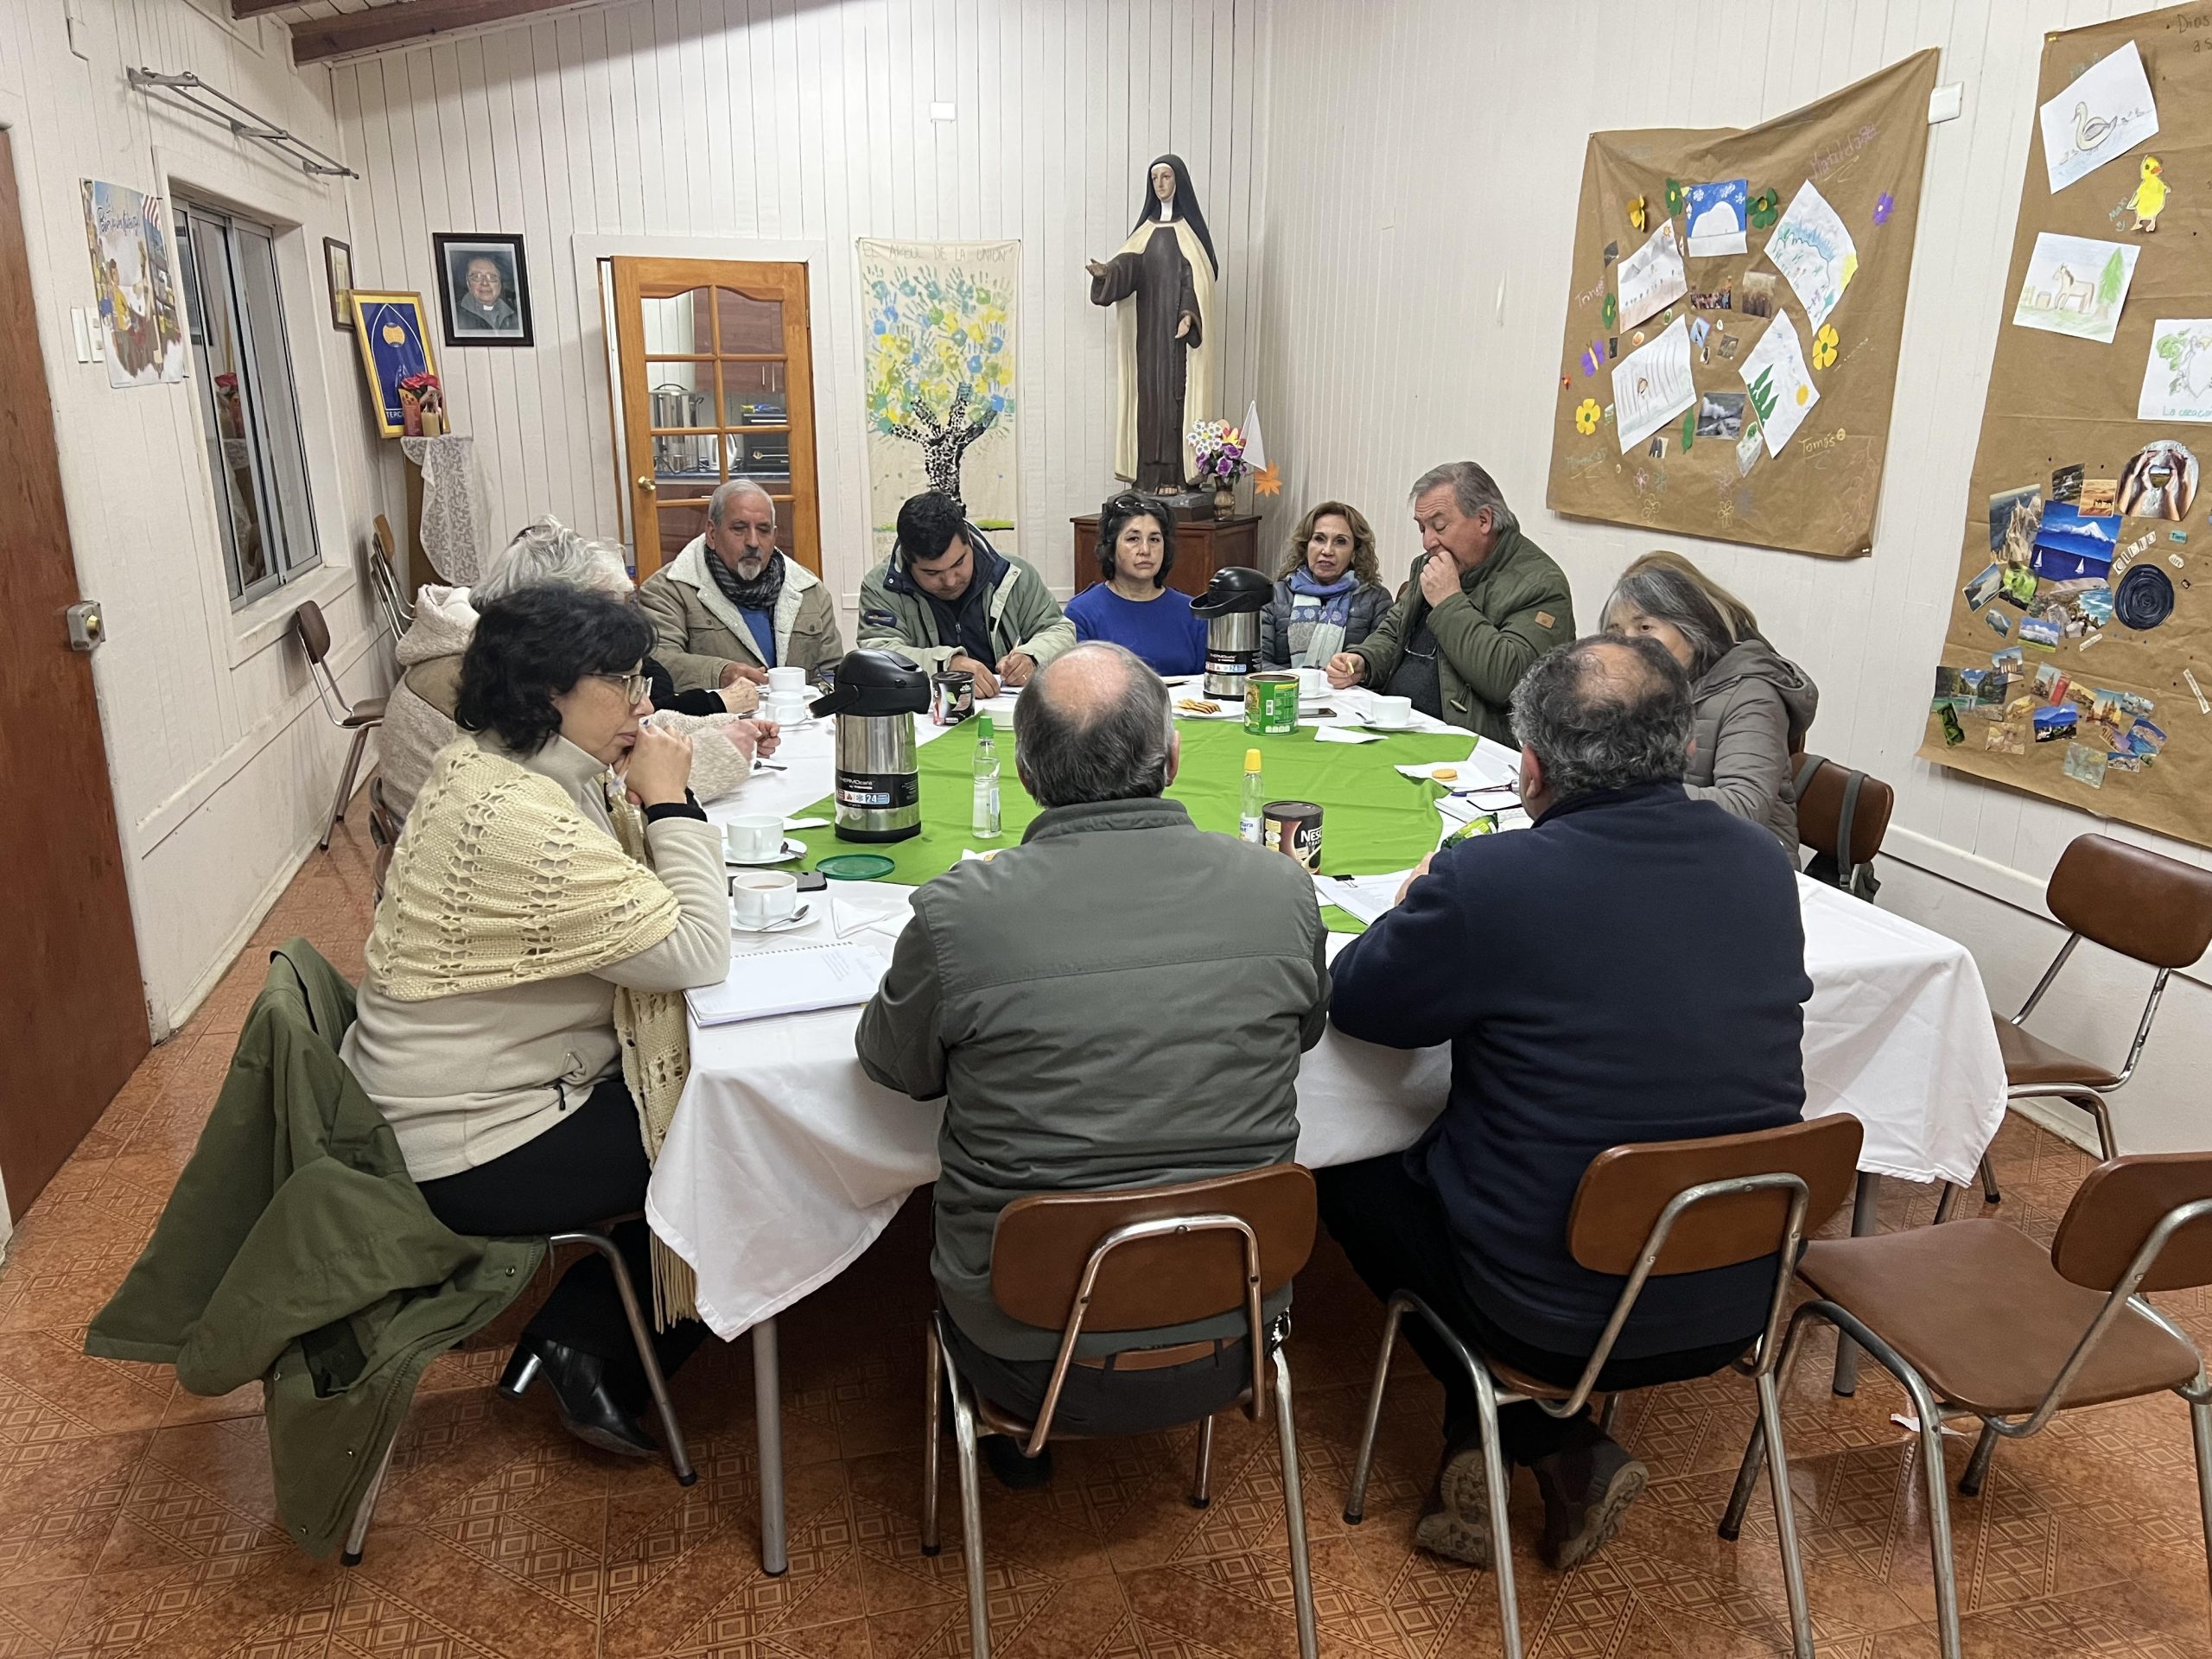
1086,155,1219,492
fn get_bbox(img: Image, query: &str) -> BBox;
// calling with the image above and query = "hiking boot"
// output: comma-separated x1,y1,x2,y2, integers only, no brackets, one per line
1529,1434,1646,1569
1412,1440,1493,1567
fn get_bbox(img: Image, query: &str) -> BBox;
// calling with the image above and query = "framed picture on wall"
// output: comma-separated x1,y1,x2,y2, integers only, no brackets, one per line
323,237,353,331
349,290,438,438
433,232,532,346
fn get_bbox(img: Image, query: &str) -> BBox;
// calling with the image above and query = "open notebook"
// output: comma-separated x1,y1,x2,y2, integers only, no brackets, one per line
685,942,889,1027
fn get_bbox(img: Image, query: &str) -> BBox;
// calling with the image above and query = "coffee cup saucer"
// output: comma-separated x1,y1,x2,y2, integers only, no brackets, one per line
727,838,807,868
732,903,810,935
1359,715,1420,732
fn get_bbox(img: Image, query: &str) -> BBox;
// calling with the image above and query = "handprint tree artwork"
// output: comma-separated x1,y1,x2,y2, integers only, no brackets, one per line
858,240,1020,549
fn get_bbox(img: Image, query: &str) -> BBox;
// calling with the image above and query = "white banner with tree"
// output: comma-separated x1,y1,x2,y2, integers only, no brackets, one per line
857,238,1020,560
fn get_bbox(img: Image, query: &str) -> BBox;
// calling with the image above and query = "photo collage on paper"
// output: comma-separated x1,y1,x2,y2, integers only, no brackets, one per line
1936,35,2201,800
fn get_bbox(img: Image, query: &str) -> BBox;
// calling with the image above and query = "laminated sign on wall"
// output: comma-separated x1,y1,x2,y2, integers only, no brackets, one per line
1545,50,1940,560
1921,7,2212,850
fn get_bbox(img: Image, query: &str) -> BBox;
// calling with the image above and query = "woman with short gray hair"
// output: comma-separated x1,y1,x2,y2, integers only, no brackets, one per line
1599,551,1817,850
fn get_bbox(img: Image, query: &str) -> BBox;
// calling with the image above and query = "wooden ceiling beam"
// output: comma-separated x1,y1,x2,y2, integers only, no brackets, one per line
231,0,303,17
289,0,597,64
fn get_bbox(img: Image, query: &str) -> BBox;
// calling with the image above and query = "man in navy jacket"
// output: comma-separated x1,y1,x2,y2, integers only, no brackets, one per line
1321,634,1812,1573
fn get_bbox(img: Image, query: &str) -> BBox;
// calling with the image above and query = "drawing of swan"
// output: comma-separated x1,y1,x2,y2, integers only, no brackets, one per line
2072,101,2115,155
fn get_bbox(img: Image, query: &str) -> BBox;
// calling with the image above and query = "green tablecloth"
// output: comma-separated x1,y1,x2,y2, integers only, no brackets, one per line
793,717,1478,929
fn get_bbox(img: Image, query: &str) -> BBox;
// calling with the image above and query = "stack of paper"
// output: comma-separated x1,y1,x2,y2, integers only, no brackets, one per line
1313,872,1410,926
687,943,888,1027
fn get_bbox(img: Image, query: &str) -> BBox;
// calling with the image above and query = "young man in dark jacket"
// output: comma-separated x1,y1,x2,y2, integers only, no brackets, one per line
1320,634,1812,1572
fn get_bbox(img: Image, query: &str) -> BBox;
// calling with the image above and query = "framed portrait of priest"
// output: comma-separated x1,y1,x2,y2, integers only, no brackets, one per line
433,232,532,347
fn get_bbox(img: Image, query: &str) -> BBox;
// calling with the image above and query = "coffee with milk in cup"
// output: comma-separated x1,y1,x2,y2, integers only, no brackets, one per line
730,870,799,928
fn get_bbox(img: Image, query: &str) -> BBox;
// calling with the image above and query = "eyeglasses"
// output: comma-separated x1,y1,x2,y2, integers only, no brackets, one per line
595,670,652,705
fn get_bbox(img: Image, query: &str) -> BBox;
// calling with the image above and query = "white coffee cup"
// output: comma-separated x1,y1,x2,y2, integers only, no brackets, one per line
1368,694,1414,728
1296,666,1328,699
731,870,799,928
766,694,809,726
725,814,785,862
766,666,807,696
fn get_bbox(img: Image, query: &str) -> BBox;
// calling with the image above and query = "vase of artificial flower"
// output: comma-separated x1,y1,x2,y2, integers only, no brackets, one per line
1187,419,1249,519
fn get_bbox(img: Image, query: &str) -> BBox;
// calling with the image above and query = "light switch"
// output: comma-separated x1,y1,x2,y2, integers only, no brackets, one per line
929,101,956,122
1929,83,1964,124
70,308,92,363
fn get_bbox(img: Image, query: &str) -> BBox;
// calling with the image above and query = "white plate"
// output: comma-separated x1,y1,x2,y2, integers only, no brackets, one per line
726,837,808,868
731,904,811,935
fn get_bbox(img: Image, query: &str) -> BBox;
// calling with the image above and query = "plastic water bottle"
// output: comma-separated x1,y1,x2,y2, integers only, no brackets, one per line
971,715,1002,839
1239,747,1265,844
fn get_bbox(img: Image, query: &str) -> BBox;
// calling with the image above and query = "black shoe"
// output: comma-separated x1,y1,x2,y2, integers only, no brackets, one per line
1418,1435,1495,1567
499,1337,659,1459
1529,1433,1646,1569
981,1433,1054,1491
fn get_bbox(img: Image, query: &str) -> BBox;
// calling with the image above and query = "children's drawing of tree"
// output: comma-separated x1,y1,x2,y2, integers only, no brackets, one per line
863,264,1014,503
2098,246,2126,309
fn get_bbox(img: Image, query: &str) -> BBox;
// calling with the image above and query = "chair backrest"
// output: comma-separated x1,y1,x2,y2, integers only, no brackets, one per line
1567,1114,1863,1277
2051,1151,2212,1294
291,600,333,665
991,1165,1315,1333
2046,835,2212,970
372,513,399,567
1795,756,1894,874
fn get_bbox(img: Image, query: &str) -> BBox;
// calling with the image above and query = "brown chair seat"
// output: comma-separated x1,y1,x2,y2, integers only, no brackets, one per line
1994,1018,2120,1088
342,696,388,729
1796,1220,2196,1414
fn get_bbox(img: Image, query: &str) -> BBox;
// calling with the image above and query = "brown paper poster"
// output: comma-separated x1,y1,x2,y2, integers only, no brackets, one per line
1545,51,1939,560
1920,8,2212,850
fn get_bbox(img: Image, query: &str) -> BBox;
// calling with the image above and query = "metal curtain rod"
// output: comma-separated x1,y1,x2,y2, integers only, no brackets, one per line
125,68,360,180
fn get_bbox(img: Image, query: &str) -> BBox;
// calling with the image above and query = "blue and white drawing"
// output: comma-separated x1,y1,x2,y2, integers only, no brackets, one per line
1683,180,1749,257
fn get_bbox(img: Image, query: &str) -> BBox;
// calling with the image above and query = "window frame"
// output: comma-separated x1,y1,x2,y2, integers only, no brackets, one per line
174,198,321,610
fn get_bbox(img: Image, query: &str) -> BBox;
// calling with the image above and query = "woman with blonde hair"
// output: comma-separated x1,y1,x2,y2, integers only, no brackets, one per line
1599,551,1817,851
1259,500,1394,668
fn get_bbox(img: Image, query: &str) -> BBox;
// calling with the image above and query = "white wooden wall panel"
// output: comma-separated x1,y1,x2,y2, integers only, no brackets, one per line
330,0,1270,607
1261,0,2212,1153
0,0,387,1044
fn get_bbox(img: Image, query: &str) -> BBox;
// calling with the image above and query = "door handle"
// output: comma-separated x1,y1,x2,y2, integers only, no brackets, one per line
636,475,657,493
66,601,104,651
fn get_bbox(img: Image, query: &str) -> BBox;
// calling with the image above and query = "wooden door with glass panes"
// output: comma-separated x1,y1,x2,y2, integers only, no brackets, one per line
611,258,818,580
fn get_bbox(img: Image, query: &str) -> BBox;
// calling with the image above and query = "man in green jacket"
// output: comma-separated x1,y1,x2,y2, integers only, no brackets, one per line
1325,461,1574,742
855,642,1328,1484
855,491,1074,697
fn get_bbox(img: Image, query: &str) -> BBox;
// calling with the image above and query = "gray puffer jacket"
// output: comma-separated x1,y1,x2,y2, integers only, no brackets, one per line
1257,575,1395,668
1688,639,1819,852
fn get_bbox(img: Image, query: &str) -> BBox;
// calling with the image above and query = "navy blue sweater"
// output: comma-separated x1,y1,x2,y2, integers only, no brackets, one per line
1330,780,1812,1358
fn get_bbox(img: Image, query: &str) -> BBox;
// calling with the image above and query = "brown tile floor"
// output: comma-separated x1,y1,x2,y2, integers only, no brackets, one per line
2,812,2209,1657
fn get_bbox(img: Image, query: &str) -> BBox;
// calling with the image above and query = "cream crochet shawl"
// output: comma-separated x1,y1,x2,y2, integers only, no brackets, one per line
368,738,701,1323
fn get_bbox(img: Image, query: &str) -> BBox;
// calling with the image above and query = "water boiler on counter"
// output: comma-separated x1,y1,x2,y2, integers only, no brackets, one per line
1192,565,1274,699
810,648,931,842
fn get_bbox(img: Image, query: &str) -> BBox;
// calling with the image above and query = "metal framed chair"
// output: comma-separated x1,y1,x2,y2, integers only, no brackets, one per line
369,514,413,642
922,1165,1320,1659
1343,1115,1863,1659
1722,1150,2212,1659
341,1217,698,1567
1794,753,1894,904
293,600,387,851
1944,835,2212,1217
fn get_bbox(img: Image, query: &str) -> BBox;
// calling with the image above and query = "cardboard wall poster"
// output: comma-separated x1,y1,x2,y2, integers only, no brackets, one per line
1920,8,2212,850
1545,50,1939,560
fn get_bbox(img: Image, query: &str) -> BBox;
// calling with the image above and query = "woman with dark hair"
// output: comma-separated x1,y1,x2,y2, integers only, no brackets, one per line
1086,154,1220,491
1064,493,1207,675
1259,500,1394,668
1600,550,1818,851
341,585,730,1458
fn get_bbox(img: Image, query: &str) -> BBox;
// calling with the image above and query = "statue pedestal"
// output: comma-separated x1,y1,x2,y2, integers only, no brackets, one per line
1070,512,1262,599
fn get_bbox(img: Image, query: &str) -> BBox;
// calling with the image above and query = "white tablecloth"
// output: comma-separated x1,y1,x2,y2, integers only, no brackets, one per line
646,700,2008,1341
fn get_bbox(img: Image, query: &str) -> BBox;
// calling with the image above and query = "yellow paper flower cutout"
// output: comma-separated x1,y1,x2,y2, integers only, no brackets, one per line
1811,324,1839,371
1574,397,1601,435
1627,196,1648,232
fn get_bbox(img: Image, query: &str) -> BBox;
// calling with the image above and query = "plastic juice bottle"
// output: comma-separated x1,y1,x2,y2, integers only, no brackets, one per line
1239,747,1265,844
971,715,1002,838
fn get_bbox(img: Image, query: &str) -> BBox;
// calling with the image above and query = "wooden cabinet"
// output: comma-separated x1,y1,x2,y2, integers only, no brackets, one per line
1070,513,1265,598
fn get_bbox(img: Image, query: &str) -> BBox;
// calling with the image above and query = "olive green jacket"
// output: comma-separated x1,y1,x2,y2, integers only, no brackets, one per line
1349,526,1575,742
855,547,1075,673
855,798,1328,1360
86,943,540,1559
